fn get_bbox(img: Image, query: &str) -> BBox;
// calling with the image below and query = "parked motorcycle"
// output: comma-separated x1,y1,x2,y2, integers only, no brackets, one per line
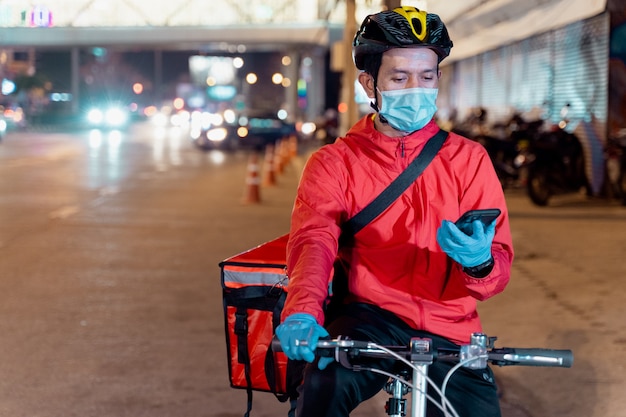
524,118,589,206
481,113,545,189
605,128,626,206
453,109,543,189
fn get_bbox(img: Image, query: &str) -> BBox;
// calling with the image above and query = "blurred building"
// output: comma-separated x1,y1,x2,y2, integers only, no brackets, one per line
0,0,412,124
0,0,623,173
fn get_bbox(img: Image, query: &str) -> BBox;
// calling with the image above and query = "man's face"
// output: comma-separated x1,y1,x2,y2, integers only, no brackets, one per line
359,46,440,99
358,46,441,135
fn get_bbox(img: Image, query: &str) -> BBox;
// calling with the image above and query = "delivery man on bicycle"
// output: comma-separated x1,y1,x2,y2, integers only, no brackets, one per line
276,6,514,416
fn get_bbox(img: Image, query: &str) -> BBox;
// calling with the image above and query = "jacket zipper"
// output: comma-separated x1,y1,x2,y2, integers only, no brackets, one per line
400,137,406,158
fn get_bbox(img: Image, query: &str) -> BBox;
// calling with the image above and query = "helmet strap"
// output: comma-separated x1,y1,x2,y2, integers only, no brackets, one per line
370,78,388,123
370,101,388,124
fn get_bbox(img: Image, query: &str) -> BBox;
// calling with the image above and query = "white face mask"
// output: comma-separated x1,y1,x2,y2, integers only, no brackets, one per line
377,87,438,133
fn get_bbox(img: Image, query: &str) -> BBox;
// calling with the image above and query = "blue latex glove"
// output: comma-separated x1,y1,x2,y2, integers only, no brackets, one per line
275,313,330,367
436,219,496,268
317,356,334,370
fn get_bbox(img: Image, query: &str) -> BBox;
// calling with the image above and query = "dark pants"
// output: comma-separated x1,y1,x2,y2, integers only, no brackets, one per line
296,303,501,417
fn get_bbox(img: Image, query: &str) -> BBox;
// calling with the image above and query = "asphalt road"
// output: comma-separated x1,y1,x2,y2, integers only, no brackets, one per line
0,122,624,417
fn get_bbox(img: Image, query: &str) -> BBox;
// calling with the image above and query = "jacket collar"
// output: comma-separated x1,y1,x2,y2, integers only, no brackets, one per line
345,114,442,159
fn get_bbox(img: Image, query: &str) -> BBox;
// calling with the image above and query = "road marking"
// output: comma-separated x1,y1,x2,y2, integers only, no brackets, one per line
4,158,42,168
99,185,120,196
49,205,80,219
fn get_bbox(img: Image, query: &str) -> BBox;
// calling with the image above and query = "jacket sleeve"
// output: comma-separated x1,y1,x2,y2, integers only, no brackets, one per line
281,149,348,325
453,140,514,301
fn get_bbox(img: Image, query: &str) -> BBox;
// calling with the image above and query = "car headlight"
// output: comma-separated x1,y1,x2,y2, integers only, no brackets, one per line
87,108,104,125
190,127,202,140
105,107,128,127
207,127,228,142
300,122,316,135
151,112,168,126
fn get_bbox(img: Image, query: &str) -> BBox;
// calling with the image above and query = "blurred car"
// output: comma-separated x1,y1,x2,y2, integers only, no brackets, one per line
1,104,26,132
85,102,131,129
145,101,191,128
190,110,297,151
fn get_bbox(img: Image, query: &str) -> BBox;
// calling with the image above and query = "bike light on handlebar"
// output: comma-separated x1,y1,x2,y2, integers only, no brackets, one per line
460,345,487,369
458,332,489,369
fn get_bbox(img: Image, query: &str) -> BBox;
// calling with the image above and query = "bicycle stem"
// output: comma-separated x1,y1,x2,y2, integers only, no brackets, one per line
409,338,433,417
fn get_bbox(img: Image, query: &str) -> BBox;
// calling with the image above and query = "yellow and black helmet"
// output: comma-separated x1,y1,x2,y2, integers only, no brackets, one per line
353,6,453,69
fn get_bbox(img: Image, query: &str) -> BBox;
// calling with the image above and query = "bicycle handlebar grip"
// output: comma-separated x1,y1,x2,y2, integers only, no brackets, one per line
491,348,573,368
269,336,336,358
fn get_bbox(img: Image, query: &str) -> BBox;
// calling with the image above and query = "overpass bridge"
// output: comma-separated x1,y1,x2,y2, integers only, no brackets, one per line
0,2,346,51
0,0,363,122
0,0,612,128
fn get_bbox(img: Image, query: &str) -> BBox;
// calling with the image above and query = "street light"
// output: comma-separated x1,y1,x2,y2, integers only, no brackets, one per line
245,73,257,84
132,82,143,94
272,73,283,84
233,57,244,69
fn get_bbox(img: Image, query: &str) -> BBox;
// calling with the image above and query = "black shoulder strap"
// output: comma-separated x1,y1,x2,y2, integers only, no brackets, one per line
341,129,448,238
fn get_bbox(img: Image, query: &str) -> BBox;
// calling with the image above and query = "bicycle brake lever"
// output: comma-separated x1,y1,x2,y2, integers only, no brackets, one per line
336,348,357,369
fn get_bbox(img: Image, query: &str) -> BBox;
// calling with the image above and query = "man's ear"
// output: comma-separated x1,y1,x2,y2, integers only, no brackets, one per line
358,72,375,98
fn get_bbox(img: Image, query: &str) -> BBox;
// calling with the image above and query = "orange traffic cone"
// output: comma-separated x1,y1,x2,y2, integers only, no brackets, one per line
262,144,277,186
243,153,261,204
279,137,291,167
274,139,285,175
288,134,298,158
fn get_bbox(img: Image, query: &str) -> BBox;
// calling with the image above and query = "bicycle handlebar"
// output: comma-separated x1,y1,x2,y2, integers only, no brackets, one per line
271,335,573,368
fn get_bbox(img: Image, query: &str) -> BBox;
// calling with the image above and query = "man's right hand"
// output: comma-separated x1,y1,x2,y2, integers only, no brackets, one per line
275,313,329,363
436,219,496,268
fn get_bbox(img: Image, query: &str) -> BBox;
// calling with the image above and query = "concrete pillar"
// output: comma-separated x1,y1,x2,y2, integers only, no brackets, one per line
340,0,358,134
283,49,299,123
307,46,326,122
154,49,162,102
384,0,401,10
71,47,80,114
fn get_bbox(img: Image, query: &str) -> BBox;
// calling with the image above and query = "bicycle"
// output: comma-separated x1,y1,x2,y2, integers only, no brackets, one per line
272,333,573,417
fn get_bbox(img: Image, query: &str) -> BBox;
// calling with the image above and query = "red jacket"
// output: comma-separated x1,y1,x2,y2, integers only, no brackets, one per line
283,116,514,344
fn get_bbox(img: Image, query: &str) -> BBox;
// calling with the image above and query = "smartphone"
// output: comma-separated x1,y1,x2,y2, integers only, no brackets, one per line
454,208,501,235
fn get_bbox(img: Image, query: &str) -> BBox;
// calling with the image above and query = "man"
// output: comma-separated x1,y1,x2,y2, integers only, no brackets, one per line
276,6,514,417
